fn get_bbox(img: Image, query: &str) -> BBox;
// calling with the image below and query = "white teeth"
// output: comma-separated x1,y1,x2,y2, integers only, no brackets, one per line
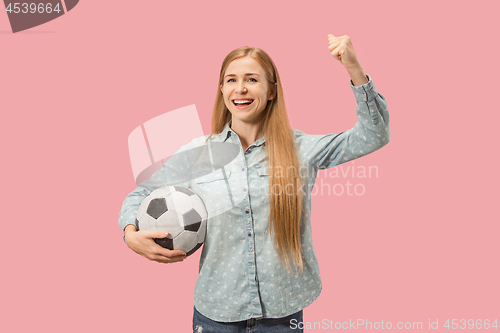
234,100,253,104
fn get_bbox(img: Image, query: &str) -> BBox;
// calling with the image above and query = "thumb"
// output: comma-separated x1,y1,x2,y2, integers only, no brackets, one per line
328,33,335,39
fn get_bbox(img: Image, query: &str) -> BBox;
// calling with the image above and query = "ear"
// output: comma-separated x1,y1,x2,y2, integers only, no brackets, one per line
220,84,223,94
268,83,277,100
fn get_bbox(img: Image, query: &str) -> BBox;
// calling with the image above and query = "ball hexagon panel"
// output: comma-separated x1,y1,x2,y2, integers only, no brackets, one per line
155,210,184,238
165,191,176,213
197,219,207,243
136,211,160,231
173,230,198,252
190,195,208,220
170,191,192,215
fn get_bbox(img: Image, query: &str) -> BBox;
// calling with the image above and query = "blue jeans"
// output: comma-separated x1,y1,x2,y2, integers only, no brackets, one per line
193,306,304,333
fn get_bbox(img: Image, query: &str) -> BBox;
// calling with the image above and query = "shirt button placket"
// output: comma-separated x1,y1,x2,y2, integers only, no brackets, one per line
242,143,261,317
246,205,254,253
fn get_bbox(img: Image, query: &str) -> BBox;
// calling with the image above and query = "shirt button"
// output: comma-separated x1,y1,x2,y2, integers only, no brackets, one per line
242,167,245,171
248,233,251,237
246,149,251,154
243,188,247,192
245,210,249,214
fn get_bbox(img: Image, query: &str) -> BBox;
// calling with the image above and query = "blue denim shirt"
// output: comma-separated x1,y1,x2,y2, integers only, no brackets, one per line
119,74,390,322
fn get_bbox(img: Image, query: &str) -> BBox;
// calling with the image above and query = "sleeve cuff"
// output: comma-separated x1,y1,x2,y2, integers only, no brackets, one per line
350,74,378,102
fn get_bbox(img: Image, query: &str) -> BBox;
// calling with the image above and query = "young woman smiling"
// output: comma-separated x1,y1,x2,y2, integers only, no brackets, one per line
119,34,391,333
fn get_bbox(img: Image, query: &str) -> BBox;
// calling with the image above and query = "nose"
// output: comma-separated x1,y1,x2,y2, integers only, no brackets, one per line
236,82,247,94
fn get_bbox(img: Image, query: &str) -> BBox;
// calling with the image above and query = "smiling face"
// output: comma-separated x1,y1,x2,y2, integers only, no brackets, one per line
220,56,275,126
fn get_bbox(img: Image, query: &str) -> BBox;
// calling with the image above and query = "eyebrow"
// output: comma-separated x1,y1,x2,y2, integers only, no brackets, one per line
224,73,260,79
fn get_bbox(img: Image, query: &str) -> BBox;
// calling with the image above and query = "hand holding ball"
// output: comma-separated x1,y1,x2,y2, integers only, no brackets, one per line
135,186,208,257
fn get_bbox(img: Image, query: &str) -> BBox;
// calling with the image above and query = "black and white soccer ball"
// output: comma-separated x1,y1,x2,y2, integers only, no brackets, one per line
136,186,207,257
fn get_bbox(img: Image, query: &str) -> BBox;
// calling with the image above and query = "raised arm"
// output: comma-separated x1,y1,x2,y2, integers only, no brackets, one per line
302,34,390,170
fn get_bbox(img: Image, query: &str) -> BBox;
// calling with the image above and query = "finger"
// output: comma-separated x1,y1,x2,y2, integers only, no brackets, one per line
147,246,186,261
331,50,340,61
331,48,346,61
143,230,170,239
154,246,187,258
330,45,342,59
330,35,349,43
328,33,336,39
150,254,186,264
160,254,186,262
328,35,340,42
328,41,341,51
156,232,169,238
334,41,349,53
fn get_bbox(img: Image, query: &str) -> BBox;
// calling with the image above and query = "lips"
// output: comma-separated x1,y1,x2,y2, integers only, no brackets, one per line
232,99,254,108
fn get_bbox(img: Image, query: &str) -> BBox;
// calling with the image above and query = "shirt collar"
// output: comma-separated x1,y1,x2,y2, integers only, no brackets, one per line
222,121,266,147
221,122,233,142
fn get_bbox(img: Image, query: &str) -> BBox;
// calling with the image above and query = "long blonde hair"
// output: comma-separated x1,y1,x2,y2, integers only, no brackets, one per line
209,46,305,272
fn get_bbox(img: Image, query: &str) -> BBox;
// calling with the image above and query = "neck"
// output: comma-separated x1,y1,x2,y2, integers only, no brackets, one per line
230,118,264,151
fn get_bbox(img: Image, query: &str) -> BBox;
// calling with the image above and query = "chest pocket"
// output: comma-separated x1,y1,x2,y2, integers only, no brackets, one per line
193,170,233,216
194,171,231,184
257,167,269,177
256,167,270,204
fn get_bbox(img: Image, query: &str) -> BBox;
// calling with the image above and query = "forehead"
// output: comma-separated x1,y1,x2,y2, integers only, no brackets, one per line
224,56,265,76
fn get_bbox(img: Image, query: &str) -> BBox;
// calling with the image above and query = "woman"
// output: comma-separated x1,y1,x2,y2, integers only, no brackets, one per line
119,34,391,332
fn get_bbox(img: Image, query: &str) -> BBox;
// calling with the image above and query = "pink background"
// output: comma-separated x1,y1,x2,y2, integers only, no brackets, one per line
1,1,498,332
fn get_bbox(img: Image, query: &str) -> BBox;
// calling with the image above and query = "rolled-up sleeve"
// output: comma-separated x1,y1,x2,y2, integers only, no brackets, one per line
304,74,390,170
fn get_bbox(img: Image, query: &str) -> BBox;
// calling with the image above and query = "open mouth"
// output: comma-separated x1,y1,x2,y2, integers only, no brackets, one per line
232,99,254,108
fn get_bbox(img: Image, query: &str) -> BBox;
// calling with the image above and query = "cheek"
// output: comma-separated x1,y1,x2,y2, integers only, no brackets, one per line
221,88,231,101
222,95,233,110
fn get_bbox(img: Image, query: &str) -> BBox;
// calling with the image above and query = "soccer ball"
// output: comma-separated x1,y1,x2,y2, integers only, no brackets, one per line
136,186,207,257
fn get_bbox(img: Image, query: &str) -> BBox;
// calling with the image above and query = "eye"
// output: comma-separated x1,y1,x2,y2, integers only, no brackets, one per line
247,78,257,82
226,78,235,83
